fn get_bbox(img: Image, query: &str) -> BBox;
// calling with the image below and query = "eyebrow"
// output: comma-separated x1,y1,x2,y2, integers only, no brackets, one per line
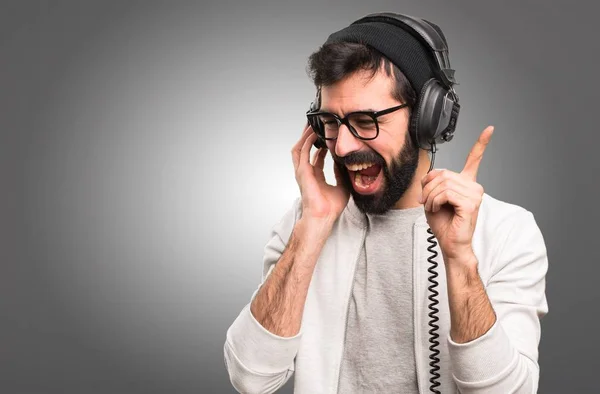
318,107,378,115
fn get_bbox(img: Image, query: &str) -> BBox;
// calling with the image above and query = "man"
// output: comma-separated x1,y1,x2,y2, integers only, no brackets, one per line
224,12,548,394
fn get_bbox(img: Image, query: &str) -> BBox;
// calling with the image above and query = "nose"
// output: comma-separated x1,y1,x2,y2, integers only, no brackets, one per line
334,123,363,158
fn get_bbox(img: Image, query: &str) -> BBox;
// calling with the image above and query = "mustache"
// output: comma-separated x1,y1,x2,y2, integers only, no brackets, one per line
332,150,385,167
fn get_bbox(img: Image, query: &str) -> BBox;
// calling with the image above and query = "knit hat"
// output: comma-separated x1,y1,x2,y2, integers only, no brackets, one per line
324,18,440,95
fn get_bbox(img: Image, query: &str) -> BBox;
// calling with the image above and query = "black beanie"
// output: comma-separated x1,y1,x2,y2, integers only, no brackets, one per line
324,20,438,95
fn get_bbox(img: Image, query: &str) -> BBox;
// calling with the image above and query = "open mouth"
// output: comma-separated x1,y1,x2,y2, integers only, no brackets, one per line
347,163,383,194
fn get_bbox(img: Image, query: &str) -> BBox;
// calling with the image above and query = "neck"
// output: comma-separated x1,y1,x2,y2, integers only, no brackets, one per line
393,149,431,210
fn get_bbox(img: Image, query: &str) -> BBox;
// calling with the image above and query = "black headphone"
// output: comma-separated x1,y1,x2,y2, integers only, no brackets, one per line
307,12,460,151
307,89,327,149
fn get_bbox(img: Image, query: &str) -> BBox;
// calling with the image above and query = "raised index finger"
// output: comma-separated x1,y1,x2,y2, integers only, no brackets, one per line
461,125,494,181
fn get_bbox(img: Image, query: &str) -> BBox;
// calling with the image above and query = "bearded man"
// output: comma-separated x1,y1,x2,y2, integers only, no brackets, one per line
224,12,548,394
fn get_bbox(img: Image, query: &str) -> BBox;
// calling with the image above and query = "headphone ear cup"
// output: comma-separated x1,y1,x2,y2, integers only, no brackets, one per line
410,78,451,150
307,112,322,135
410,79,434,150
308,89,328,149
314,138,327,149
308,116,327,149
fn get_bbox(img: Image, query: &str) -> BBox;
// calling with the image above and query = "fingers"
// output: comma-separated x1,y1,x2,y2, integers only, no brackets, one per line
421,168,447,189
422,178,471,212
300,130,318,171
421,169,484,212
292,123,314,170
421,169,469,198
312,146,327,169
462,126,494,181
292,126,318,184
311,148,320,166
428,188,475,214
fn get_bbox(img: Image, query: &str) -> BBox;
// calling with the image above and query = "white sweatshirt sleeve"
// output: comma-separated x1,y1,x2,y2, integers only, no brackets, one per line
224,199,302,394
447,209,549,394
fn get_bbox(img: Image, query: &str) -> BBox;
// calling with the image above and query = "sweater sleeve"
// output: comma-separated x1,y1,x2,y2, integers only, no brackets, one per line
447,209,549,394
224,198,302,394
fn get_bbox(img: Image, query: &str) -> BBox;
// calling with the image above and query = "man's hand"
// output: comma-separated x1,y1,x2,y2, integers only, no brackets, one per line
420,126,494,261
292,123,350,223
249,124,350,338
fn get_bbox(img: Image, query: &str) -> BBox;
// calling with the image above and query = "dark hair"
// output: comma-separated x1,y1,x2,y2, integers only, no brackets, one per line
307,41,417,111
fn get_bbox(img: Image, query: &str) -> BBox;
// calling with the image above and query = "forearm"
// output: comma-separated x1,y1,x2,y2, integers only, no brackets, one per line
441,210,547,393
250,216,333,337
444,251,496,343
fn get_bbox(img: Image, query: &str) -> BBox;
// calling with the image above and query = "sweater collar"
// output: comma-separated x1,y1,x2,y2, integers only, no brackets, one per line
344,196,427,228
344,196,368,228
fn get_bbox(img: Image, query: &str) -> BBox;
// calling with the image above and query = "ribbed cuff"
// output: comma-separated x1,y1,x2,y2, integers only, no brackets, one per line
226,304,302,374
447,321,517,383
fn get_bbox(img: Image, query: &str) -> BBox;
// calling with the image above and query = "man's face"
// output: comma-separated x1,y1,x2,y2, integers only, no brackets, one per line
321,68,420,214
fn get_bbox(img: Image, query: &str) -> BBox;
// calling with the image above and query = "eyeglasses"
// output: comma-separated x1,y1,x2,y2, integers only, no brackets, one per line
306,103,408,141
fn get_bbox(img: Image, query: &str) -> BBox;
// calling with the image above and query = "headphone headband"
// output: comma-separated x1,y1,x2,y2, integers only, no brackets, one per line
351,13,456,87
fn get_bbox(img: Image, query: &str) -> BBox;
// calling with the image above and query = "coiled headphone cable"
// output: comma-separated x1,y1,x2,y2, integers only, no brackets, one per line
426,143,441,394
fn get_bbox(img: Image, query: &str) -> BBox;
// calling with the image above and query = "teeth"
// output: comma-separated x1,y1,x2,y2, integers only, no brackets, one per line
347,162,375,171
354,172,365,187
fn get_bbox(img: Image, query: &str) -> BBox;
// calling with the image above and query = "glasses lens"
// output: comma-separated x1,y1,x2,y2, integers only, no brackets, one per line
316,113,339,140
312,112,379,140
348,113,378,139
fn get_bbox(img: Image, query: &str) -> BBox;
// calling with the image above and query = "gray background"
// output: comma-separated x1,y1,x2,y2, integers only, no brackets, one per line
1,0,597,393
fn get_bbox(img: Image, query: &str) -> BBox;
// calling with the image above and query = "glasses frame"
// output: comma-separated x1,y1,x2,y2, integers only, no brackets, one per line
306,103,408,141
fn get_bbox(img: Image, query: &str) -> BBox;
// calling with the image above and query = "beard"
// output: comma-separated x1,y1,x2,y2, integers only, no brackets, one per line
333,133,420,214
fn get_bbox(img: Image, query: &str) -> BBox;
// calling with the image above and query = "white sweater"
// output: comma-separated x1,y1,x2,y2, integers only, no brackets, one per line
224,193,549,393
